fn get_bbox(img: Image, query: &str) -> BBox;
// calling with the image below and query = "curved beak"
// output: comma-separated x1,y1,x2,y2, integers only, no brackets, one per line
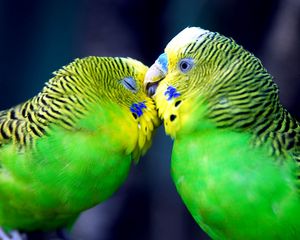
144,53,168,97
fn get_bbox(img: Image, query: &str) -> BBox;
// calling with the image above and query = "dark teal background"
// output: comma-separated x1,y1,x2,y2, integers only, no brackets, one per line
0,0,299,239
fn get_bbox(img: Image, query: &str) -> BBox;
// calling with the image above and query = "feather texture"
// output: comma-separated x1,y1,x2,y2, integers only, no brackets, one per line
0,56,159,230
145,27,300,239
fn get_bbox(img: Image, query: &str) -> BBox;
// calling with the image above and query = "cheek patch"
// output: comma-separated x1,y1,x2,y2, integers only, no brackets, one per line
130,101,147,117
164,86,181,101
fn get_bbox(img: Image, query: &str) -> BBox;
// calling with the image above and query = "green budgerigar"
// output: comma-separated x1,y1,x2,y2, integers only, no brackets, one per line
0,56,159,237
145,27,300,239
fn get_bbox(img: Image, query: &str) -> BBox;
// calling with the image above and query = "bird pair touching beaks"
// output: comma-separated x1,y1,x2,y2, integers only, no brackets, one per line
0,27,299,240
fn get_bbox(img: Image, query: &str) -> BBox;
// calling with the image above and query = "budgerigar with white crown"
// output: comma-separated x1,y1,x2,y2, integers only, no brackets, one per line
145,27,300,239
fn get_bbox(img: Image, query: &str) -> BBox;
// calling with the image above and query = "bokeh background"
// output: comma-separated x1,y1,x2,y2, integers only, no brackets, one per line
0,0,299,239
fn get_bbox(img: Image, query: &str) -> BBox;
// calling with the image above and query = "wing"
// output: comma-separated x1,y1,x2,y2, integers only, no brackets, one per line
281,128,300,187
271,111,300,178
0,103,34,147
0,87,89,149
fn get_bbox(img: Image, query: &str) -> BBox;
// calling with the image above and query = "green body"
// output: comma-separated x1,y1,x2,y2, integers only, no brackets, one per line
172,112,300,239
0,107,132,230
0,57,158,230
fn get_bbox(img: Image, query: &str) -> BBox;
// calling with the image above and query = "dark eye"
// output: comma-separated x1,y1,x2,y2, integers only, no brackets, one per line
120,77,137,93
179,58,194,73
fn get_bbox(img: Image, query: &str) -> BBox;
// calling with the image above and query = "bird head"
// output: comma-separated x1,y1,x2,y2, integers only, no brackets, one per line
145,27,278,138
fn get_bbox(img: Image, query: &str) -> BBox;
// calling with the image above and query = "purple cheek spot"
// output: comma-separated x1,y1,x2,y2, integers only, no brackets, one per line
164,86,181,101
130,101,147,117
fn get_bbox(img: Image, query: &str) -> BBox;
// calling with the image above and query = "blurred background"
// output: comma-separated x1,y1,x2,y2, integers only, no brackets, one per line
0,0,299,239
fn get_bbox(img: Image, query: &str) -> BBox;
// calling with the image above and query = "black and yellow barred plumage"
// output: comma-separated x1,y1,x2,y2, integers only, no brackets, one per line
149,30,300,160
191,33,300,158
0,56,158,150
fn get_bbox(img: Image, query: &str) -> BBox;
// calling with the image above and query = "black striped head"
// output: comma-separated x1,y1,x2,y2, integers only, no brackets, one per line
47,56,161,159
52,57,150,112
50,56,158,120
0,57,160,161
145,27,279,137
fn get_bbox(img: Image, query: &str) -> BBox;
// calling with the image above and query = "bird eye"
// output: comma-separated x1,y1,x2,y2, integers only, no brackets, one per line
120,77,137,93
178,58,194,73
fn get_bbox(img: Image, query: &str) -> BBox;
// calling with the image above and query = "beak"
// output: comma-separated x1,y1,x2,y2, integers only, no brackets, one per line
144,53,168,97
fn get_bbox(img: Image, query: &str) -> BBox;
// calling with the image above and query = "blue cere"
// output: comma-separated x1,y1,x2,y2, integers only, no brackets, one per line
130,101,147,117
164,86,181,101
157,53,168,73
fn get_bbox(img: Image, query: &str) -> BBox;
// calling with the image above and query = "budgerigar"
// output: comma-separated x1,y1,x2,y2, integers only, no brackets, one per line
0,56,159,237
145,27,300,239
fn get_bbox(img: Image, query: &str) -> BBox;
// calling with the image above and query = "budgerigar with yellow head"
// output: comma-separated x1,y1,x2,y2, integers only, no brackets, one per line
0,56,159,238
145,27,300,239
